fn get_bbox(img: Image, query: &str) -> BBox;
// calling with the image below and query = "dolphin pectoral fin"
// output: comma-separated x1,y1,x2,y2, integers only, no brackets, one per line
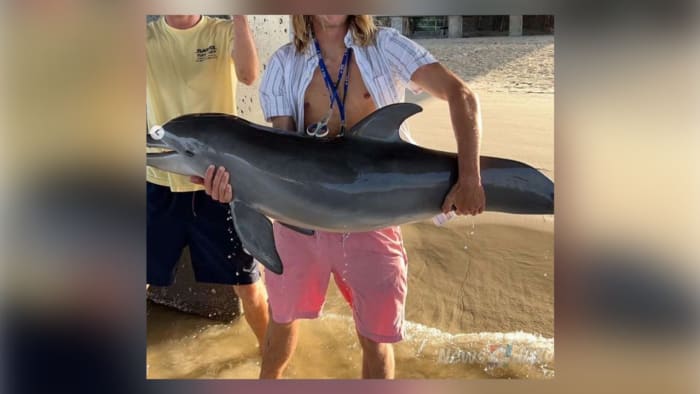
345,103,422,143
231,201,284,275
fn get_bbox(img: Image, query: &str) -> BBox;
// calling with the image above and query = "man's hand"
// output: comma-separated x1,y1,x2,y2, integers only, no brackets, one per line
441,176,485,216
190,165,233,203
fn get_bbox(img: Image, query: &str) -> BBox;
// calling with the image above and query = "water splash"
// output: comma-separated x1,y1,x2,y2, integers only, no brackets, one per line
320,313,554,379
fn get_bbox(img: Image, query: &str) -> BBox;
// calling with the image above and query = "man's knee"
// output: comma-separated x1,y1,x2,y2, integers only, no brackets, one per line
233,281,266,303
358,334,390,355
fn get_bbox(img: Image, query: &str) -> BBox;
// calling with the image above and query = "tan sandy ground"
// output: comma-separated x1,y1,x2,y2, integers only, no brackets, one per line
147,35,555,379
395,35,554,337
321,84,556,339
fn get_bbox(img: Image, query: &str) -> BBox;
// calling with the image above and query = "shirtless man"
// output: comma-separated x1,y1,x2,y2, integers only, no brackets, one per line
196,15,484,378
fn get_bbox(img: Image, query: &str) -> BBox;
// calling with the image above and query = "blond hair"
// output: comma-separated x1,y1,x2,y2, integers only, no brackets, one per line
291,15,377,52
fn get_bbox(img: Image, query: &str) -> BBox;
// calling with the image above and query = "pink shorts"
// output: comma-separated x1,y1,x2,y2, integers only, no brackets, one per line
266,221,408,343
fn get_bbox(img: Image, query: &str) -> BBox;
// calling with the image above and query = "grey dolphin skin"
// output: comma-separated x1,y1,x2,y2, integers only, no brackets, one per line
147,103,554,274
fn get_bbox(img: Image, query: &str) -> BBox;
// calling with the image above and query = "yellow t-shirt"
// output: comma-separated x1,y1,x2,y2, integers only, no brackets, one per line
146,16,237,192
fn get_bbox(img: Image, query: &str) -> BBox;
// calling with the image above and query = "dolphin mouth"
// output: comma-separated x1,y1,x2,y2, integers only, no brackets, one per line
146,133,179,158
146,150,179,158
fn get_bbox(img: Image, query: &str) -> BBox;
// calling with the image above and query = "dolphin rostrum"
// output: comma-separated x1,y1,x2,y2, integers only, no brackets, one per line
147,103,554,274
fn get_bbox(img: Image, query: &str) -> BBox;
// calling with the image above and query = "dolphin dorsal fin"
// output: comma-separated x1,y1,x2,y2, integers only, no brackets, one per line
345,103,422,143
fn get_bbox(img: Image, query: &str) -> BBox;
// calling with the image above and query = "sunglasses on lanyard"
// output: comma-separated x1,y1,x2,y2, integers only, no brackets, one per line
306,36,352,138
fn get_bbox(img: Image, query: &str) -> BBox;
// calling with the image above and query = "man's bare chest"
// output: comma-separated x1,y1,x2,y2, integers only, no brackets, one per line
303,57,377,137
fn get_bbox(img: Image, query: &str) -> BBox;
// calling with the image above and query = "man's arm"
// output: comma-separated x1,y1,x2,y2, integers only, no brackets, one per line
191,116,296,203
411,62,485,216
270,116,296,132
230,15,259,86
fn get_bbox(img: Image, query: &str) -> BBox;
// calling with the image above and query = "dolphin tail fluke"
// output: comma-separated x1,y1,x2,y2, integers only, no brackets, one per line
231,201,284,275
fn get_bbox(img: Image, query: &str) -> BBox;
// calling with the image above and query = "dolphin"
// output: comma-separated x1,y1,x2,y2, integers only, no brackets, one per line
147,103,554,274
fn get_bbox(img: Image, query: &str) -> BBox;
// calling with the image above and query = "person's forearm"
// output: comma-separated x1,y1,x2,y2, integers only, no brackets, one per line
231,15,259,85
448,85,482,183
271,116,296,133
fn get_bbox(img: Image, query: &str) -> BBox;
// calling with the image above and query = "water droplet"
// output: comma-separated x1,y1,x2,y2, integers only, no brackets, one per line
463,245,468,250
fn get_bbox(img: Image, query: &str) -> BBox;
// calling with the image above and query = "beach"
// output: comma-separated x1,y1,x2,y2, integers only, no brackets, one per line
147,35,555,379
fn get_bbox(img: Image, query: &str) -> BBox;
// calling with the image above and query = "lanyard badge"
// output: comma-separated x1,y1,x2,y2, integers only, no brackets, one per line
306,38,352,138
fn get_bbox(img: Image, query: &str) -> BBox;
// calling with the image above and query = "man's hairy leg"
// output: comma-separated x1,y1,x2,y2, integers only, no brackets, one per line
260,314,299,379
357,331,395,379
233,282,269,352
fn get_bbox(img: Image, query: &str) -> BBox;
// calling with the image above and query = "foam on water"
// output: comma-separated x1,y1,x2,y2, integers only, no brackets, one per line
320,313,555,378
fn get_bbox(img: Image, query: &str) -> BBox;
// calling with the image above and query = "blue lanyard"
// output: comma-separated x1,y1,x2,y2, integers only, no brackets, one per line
312,38,351,131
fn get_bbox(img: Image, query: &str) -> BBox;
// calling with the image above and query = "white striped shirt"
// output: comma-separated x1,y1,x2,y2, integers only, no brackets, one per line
258,27,437,142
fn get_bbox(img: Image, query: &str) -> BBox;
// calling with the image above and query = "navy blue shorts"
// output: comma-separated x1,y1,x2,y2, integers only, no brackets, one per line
147,182,260,286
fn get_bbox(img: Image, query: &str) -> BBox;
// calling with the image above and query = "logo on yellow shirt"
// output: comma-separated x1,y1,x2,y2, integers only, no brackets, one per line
195,45,218,62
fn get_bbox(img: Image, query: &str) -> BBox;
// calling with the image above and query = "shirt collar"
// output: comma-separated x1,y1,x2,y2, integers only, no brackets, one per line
343,29,354,47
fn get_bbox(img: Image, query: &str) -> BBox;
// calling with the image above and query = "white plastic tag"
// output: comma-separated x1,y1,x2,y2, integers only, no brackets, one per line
149,125,164,140
432,211,456,226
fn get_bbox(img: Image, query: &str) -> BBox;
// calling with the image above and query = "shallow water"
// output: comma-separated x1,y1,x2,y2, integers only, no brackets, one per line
147,220,554,379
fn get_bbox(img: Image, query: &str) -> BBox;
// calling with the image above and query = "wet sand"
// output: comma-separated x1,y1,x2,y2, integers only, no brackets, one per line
147,35,554,379
147,220,554,379
414,35,554,95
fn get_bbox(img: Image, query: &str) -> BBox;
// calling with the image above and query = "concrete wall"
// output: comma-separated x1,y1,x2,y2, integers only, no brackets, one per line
448,16,463,38
390,16,408,35
509,15,523,36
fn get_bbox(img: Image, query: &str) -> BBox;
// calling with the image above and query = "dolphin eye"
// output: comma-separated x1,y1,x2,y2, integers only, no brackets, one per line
184,150,195,157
